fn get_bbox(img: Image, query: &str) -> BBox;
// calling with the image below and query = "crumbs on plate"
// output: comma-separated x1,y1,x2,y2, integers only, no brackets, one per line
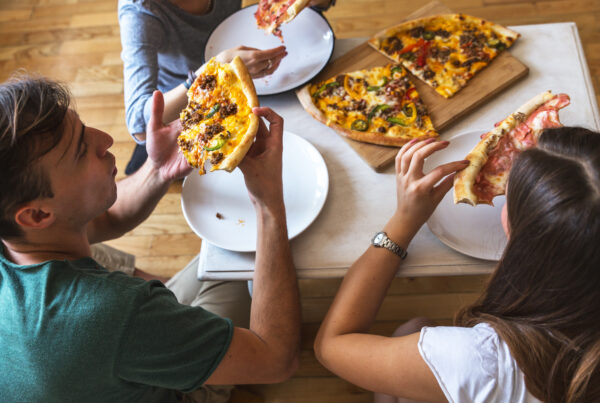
237,219,245,226
216,212,224,220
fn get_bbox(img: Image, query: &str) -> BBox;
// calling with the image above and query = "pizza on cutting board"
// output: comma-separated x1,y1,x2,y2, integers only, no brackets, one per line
303,63,438,146
369,14,520,98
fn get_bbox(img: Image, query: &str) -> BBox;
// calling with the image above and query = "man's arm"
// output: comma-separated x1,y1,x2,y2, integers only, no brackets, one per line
313,139,469,401
204,108,301,384
87,91,192,243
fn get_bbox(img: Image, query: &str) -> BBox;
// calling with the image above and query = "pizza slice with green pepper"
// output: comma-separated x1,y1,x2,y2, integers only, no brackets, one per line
369,14,519,98
177,56,259,175
306,64,438,146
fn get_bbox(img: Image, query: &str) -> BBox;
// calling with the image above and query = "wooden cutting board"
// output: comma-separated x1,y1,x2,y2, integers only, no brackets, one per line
296,0,529,171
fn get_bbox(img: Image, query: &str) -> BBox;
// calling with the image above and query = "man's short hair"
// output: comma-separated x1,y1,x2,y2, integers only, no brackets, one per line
0,74,71,239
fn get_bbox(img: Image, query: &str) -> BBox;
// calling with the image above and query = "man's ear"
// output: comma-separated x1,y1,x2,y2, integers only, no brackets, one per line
14,204,55,230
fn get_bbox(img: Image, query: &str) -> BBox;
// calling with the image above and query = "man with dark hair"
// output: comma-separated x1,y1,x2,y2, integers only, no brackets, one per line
0,76,301,402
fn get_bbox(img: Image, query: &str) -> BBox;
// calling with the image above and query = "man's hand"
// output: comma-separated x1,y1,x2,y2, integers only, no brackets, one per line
214,46,287,78
388,138,469,244
239,107,285,211
145,91,193,182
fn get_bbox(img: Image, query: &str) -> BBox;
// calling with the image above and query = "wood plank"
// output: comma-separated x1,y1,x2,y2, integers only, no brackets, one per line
301,292,480,323
296,1,528,171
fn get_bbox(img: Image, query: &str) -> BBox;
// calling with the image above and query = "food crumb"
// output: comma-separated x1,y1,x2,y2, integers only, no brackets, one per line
237,219,245,226
216,212,224,220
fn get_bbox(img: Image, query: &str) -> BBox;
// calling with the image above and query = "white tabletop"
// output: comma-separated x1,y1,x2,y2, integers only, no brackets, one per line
197,22,600,281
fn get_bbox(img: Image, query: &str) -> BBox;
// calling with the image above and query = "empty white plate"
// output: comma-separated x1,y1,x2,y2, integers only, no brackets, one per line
205,4,335,95
181,131,329,252
424,130,508,261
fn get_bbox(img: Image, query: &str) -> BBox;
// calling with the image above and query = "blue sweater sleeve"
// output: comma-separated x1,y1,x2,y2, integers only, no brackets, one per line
119,3,164,140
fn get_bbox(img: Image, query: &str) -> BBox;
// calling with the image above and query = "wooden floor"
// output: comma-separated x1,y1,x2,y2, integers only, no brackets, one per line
1,0,599,401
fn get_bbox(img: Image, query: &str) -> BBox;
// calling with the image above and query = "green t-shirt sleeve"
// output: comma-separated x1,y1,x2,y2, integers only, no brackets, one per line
115,281,233,392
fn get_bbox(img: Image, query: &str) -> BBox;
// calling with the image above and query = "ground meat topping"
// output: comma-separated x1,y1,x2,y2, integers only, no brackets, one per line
198,74,217,90
220,102,238,117
209,152,224,165
204,123,224,139
177,137,194,152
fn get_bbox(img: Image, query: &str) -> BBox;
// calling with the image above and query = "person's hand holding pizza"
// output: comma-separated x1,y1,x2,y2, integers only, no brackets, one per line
239,107,285,212
213,45,287,79
146,90,194,182
384,139,469,248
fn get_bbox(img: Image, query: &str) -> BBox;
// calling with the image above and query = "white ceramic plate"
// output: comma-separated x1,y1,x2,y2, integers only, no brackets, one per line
181,131,329,252
424,130,508,261
205,4,335,95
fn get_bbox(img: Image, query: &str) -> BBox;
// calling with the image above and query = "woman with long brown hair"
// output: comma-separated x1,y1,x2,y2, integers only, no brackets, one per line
315,127,600,402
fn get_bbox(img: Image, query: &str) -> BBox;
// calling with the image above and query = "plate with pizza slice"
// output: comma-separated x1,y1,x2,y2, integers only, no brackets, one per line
205,4,334,96
424,130,508,261
181,131,329,252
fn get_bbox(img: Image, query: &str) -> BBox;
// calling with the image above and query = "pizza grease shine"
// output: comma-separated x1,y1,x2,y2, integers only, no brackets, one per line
178,59,252,173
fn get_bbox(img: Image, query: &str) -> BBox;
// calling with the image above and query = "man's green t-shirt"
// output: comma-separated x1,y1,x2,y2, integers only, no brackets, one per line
0,250,233,402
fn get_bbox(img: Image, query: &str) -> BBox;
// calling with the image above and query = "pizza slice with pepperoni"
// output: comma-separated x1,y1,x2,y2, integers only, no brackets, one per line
454,91,570,206
255,0,310,41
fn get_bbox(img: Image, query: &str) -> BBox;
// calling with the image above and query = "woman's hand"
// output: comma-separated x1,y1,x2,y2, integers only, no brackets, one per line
387,138,469,245
213,45,287,78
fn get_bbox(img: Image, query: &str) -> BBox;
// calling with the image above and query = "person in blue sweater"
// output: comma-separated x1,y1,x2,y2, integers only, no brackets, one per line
119,0,335,173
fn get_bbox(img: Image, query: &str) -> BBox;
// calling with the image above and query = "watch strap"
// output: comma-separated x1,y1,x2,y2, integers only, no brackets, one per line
373,232,407,260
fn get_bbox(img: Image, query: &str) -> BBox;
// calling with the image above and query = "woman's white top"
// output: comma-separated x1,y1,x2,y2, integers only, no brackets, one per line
418,323,542,403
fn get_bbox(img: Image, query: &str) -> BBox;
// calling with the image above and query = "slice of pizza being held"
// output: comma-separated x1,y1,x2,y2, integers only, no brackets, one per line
303,64,438,146
177,56,259,175
369,14,519,98
454,91,570,206
255,0,310,41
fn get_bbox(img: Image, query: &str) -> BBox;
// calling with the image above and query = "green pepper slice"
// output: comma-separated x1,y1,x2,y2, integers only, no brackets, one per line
206,103,220,118
387,117,408,126
203,131,230,151
368,104,390,120
391,66,403,76
351,119,369,131
367,77,389,92
422,31,435,40
313,81,340,97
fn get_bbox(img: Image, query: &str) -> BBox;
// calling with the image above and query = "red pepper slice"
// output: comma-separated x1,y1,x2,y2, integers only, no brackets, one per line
416,41,431,68
398,38,424,55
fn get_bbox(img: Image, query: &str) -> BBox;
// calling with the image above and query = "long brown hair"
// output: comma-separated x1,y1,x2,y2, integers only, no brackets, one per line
457,127,600,403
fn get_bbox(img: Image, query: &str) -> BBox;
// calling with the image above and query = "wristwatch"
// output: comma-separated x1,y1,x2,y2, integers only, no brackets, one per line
371,231,407,260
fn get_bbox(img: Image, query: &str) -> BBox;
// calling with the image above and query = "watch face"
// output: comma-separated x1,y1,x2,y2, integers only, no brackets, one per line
373,232,385,245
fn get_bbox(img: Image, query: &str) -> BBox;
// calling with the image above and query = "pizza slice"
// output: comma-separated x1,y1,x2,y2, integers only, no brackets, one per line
454,91,570,206
255,0,310,41
177,56,259,175
369,14,520,98
303,64,438,146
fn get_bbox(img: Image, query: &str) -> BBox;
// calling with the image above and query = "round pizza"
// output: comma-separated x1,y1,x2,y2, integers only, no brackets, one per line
177,56,259,175
454,90,570,206
255,0,310,41
368,14,520,98
302,64,438,146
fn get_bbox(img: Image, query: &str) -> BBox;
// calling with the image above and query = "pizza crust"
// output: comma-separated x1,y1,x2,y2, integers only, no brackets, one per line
217,56,259,172
453,90,555,206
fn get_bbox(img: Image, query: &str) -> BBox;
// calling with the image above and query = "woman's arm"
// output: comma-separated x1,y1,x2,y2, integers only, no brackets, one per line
314,139,469,401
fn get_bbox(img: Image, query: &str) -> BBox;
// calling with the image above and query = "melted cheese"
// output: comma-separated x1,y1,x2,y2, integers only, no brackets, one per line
178,58,251,172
